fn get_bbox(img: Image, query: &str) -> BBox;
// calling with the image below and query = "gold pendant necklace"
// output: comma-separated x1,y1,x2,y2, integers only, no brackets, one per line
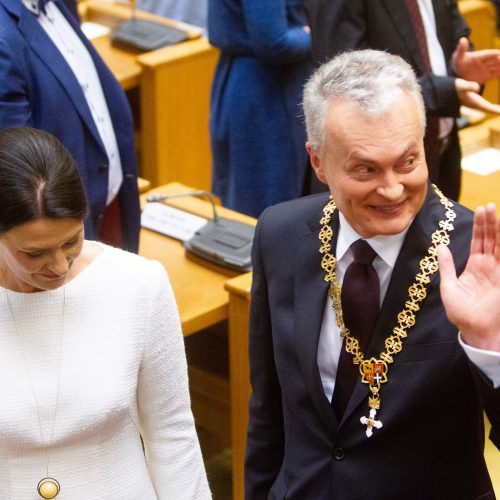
37,478,61,499
1,270,65,498
319,185,456,437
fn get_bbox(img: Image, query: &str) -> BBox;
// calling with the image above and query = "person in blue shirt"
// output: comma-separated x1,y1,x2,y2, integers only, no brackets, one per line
208,0,312,217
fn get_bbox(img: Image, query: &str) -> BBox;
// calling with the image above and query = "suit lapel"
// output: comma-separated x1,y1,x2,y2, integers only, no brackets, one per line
343,186,443,420
381,0,428,74
15,1,104,150
294,206,338,429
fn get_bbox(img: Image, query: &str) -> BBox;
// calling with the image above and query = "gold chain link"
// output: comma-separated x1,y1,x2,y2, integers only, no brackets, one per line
319,185,455,412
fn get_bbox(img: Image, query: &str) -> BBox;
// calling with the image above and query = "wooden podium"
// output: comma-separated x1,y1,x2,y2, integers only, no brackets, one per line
82,1,218,191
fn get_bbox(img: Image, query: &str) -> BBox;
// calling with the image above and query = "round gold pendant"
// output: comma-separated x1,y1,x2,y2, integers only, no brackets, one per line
37,478,60,499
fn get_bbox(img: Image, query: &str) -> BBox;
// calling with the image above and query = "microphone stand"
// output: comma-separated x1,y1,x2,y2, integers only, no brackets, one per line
146,190,254,272
146,191,220,222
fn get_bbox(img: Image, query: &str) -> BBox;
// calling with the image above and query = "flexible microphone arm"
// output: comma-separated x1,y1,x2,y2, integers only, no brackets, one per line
146,190,220,221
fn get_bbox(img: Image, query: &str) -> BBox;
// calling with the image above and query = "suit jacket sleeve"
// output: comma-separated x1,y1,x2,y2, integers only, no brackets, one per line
305,0,469,117
137,262,211,498
0,38,33,127
245,208,286,499
472,367,500,451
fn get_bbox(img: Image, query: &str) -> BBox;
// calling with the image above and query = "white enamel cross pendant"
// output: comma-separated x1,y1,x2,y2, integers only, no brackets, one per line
360,408,383,438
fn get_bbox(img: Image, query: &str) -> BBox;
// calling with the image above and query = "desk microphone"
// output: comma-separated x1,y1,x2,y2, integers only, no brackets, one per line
147,191,254,273
147,190,220,221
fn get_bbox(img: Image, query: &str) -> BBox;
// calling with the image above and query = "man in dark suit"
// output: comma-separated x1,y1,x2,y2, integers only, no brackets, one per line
245,50,500,499
0,0,140,252
304,0,500,201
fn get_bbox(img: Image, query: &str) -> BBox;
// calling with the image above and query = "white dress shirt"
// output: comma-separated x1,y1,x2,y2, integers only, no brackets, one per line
317,212,500,402
22,0,123,205
417,0,454,138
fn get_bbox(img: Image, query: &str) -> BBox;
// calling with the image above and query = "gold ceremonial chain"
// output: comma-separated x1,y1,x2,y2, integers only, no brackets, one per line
319,185,456,437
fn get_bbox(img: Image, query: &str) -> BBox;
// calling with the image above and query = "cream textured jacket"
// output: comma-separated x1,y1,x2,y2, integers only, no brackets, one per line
0,243,211,499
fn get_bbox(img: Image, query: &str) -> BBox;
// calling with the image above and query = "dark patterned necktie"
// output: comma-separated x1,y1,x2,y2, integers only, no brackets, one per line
405,0,432,73
331,239,380,419
404,0,440,158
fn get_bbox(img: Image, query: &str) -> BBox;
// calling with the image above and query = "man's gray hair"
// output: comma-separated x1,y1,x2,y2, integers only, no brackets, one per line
303,49,426,152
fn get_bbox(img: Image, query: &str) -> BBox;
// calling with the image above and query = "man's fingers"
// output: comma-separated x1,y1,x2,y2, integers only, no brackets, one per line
456,36,469,55
437,244,457,293
464,91,500,114
471,206,485,255
474,49,500,61
484,203,497,254
455,78,480,93
496,216,500,262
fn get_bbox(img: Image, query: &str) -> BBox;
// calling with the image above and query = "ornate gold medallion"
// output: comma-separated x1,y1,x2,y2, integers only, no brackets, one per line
319,185,455,437
37,478,60,499
360,358,388,387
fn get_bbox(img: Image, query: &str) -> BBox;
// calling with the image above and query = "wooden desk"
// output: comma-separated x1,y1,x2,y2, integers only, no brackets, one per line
83,1,219,190
139,183,256,476
225,273,252,500
139,182,255,336
459,116,500,210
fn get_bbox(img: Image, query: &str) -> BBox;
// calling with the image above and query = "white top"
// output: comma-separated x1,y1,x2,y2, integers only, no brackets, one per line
0,243,211,499
21,0,123,205
317,213,500,401
417,0,447,77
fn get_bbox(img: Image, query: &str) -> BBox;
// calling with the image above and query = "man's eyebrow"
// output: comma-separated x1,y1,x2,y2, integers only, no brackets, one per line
346,141,419,164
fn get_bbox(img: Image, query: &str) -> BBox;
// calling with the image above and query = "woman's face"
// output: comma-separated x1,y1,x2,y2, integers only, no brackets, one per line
0,218,84,293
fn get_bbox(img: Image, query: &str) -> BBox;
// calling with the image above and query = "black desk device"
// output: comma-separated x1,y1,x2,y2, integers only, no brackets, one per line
146,191,255,273
111,19,188,51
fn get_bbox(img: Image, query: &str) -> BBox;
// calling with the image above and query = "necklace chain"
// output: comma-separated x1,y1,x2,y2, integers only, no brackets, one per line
319,184,456,434
0,269,65,496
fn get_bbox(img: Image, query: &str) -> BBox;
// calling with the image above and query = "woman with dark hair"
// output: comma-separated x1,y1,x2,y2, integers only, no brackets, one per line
0,127,211,499
0,126,88,234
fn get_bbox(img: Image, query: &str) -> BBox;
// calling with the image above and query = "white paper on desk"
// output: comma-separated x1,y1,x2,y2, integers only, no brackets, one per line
141,202,207,242
81,22,111,40
461,148,500,176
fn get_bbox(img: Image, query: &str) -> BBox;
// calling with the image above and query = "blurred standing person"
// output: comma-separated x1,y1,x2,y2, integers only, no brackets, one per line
208,0,312,217
0,0,140,252
305,0,500,201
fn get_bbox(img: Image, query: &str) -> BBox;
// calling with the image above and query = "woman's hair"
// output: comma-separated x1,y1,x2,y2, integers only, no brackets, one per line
303,49,426,153
0,127,88,235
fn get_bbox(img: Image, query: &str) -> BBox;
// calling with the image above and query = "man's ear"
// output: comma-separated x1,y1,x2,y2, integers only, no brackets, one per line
306,142,327,184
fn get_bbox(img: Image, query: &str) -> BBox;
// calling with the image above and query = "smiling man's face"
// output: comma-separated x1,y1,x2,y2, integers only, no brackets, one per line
308,91,428,238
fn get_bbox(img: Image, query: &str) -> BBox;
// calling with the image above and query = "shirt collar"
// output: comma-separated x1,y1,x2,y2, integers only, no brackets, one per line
336,211,409,269
21,0,50,16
